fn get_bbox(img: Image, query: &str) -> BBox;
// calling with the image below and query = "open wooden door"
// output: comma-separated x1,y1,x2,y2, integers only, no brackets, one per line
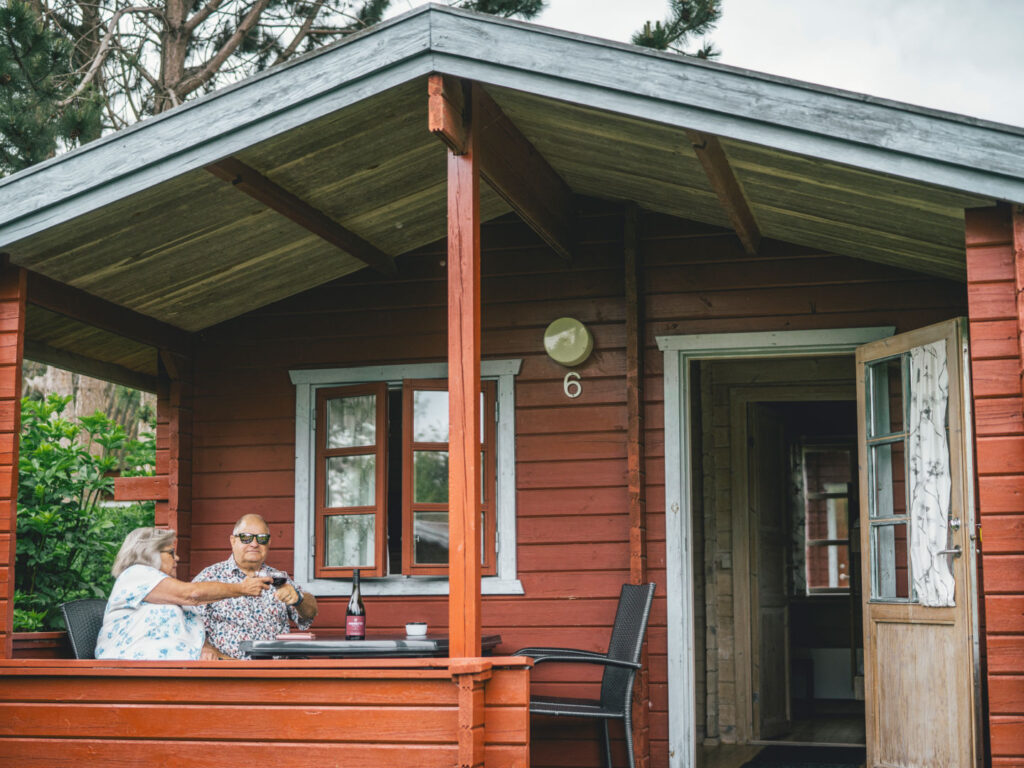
749,404,791,740
856,318,981,768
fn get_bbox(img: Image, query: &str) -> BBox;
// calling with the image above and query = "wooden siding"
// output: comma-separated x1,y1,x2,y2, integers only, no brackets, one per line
0,265,25,660
184,202,967,767
0,658,530,767
965,204,1024,767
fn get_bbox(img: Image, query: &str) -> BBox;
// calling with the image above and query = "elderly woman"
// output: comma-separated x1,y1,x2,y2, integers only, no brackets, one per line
95,527,270,660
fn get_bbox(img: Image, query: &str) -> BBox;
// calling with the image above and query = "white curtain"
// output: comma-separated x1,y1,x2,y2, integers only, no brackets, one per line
908,340,955,607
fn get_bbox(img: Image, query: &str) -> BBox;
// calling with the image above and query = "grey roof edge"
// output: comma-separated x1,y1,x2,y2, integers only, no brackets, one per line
2,4,1023,248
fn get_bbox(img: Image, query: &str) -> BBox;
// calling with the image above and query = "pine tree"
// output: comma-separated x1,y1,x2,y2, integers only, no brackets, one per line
632,0,721,58
0,0,102,175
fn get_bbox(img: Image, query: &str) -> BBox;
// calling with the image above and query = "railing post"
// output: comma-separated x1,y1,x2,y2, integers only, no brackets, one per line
0,263,26,659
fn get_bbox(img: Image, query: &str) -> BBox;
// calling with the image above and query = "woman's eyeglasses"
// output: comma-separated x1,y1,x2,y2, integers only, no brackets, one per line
235,533,271,545
160,549,177,558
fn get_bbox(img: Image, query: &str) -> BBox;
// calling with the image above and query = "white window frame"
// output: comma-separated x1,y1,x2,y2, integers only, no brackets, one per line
290,359,523,596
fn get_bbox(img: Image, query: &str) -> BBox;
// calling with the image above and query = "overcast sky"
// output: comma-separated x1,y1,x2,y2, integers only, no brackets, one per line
533,0,1024,127
388,0,1024,127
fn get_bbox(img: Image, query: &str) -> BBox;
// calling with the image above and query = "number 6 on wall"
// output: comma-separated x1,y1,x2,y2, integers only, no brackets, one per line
563,371,582,398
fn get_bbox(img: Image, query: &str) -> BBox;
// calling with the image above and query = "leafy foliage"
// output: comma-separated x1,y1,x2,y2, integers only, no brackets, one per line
0,0,102,174
14,394,155,631
632,0,721,58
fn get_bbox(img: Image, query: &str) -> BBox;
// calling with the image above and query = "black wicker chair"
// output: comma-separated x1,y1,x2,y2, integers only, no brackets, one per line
515,582,656,768
60,598,107,659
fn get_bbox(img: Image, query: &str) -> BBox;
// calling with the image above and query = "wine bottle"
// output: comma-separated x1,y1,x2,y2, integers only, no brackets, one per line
346,568,366,640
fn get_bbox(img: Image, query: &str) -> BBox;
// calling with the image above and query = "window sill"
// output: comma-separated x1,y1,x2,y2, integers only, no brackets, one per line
296,576,525,597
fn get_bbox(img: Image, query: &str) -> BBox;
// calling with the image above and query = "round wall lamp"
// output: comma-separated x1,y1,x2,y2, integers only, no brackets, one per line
543,317,593,367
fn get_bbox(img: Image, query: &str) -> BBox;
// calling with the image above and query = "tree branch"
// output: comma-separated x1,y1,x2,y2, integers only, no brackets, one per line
175,0,273,99
272,0,326,65
57,5,162,107
183,0,226,36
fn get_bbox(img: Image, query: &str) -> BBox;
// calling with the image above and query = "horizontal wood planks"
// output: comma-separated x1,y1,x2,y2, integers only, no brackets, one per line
187,202,967,767
0,265,24,660
966,203,1024,764
0,659,530,767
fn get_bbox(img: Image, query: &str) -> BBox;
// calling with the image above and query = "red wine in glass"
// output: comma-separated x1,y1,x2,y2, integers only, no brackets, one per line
269,570,288,588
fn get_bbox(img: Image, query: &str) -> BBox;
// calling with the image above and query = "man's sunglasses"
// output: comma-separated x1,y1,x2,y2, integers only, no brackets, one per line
235,533,271,545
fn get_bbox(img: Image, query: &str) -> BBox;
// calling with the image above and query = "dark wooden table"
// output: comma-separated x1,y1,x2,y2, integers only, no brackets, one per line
239,633,502,659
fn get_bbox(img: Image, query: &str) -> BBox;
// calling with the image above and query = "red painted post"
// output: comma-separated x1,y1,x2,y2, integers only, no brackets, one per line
0,265,26,659
446,87,482,660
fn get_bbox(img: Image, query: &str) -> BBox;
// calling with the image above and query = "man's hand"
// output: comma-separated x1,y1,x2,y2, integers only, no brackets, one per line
274,583,302,606
238,575,272,596
200,642,224,660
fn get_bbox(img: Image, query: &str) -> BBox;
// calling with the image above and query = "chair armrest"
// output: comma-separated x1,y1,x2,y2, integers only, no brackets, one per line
514,647,641,670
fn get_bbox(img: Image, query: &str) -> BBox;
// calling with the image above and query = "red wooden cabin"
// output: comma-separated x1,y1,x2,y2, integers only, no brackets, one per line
1,6,1023,767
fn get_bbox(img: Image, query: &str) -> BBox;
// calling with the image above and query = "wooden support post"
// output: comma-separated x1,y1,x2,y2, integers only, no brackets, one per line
624,204,650,767
451,659,493,768
1013,205,1024,411
0,265,25,659
446,84,483,660
156,348,194,577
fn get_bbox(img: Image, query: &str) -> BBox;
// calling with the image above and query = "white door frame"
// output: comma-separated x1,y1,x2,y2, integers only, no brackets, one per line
657,327,893,768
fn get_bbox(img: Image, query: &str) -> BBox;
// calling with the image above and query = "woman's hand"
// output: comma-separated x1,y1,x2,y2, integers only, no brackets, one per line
238,575,272,597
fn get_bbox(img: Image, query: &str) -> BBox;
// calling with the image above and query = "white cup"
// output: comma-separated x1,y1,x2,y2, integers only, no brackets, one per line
405,621,428,637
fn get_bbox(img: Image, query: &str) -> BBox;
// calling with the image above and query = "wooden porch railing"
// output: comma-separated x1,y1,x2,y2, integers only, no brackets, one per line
0,656,531,767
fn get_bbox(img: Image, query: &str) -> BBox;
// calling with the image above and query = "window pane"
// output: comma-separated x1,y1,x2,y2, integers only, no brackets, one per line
414,390,448,442
807,544,851,590
326,455,375,508
872,522,910,600
327,395,377,449
867,357,904,436
806,496,849,541
804,450,851,495
870,442,906,519
325,514,375,568
414,450,449,503
413,510,448,564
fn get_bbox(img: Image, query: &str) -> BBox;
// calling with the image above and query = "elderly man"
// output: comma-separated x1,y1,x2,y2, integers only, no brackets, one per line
193,513,318,659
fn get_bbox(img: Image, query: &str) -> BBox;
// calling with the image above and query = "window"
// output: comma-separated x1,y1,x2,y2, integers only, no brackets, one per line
291,360,522,596
801,445,854,595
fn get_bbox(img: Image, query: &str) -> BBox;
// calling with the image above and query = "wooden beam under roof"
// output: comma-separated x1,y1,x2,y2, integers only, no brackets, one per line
429,74,575,261
687,130,761,256
26,270,190,355
206,157,397,275
23,340,158,393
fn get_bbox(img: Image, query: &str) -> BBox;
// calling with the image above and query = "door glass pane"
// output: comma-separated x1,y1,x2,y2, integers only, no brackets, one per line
807,544,851,591
414,450,449,503
413,390,448,442
325,514,375,567
806,495,849,540
326,455,375,508
327,395,376,448
870,442,906,518
413,510,448,564
868,357,904,436
804,451,851,495
871,522,910,599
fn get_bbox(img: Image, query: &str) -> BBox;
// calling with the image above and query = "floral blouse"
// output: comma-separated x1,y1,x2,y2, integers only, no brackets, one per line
192,558,311,659
94,564,206,660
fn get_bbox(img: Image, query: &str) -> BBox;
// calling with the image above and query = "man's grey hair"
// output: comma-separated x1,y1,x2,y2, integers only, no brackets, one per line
112,527,176,577
232,514,269,535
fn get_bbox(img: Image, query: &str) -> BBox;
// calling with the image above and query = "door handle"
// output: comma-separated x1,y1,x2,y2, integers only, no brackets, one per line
937,546,962,558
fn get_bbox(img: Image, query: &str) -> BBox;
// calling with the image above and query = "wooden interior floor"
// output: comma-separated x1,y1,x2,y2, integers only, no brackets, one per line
756,711,866,748
700,743,763,768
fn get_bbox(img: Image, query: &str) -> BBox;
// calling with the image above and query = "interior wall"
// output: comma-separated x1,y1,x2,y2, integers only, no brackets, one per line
697,357,856,744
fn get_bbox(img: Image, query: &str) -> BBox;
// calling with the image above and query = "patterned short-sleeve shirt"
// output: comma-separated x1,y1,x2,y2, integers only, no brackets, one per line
95,564,206,660
192,557,312,658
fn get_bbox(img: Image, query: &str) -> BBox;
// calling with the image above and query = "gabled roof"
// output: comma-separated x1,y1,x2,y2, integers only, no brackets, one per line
1,3,1022,375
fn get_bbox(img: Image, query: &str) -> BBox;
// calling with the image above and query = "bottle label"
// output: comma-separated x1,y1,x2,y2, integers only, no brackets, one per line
346,615,365,637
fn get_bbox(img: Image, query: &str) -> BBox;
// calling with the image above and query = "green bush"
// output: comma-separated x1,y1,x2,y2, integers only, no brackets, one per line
14,394,155,631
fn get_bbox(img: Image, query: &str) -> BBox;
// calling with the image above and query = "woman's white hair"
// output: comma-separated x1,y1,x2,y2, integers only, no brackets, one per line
112,527,176,577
